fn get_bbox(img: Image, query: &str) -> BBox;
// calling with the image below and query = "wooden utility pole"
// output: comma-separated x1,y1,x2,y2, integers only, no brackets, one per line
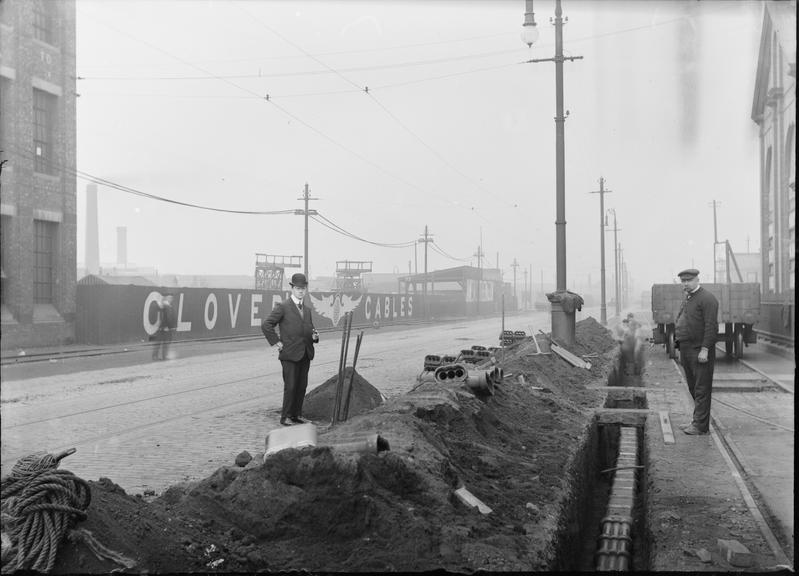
418,225,433,319
590,177,611,325
606,209,621,317
511,258,520,310
523,267,529,309
295,183,318,279
473,243,484,316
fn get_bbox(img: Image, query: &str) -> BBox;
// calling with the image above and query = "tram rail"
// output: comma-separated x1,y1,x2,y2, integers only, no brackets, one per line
677,349,794,567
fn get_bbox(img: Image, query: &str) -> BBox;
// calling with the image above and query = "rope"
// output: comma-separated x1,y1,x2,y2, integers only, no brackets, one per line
1,449,91,573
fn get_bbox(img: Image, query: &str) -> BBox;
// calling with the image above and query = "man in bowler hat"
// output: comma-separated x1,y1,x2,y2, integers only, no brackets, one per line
261,273,319,426
674,268,718,435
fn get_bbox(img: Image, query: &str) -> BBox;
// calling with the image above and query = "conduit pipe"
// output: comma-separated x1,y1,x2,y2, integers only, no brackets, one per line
434,364,469,383
596,425,639,571
465,370,494,395
329,434,390,455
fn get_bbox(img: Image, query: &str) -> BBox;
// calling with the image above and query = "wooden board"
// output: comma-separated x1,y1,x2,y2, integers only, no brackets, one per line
658,410,675,444
454,487,493,514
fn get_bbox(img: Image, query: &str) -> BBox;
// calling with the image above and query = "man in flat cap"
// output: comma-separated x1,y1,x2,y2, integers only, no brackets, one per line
261,273,319,426
674,268,718,435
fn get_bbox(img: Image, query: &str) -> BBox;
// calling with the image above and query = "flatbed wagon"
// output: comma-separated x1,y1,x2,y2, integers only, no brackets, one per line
651,283,760,359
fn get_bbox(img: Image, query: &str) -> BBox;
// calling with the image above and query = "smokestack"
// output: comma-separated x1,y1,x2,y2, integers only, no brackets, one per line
85,183,99,274
116,226,127,268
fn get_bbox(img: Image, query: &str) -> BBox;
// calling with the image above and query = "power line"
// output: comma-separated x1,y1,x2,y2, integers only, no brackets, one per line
76,47,525,82
149,31,517,66
4,143,296,215
312,213,416,248
235,5,515,220
430,241,470,263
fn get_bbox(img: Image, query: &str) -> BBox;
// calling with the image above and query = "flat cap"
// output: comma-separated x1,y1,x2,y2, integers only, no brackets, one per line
289,273,308,287
677,268,699,279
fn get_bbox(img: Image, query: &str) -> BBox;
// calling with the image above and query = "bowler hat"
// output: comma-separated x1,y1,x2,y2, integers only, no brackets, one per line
290,273,308,287
677,268,699,279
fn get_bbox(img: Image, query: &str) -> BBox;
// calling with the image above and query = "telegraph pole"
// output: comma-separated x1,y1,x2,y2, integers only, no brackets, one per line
295,183,318,279
606,209,621,317
710,200,720,282
418,225,433,319
473,243,484,316
511,258,520,310
590,177,611,325
523,267,529,310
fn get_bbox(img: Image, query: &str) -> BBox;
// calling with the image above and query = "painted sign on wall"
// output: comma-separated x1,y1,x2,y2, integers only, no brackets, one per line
76,284,418,345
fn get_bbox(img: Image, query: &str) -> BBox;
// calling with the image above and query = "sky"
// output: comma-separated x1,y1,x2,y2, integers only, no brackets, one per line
75,0,766,296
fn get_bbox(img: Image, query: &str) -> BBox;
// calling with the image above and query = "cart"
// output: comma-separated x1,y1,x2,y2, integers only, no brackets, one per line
651,283,760,359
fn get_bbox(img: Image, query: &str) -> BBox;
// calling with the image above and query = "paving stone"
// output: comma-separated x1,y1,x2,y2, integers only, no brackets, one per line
696,548,712,563
717,538,752,567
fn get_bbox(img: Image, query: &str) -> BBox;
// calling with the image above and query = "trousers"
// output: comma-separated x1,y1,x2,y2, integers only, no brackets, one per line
153,330,173,360
679,345,715,431
280,355,311,419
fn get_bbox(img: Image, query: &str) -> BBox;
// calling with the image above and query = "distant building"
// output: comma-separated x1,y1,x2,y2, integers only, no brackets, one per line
752,0,796,297
1,0,77,349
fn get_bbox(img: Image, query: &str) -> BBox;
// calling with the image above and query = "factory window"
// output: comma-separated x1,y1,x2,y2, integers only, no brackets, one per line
33,219,56,303
33,0,55,45
33,88,57,175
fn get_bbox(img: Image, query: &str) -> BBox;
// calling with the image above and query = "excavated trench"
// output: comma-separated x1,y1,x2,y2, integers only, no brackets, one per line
552,341,652,572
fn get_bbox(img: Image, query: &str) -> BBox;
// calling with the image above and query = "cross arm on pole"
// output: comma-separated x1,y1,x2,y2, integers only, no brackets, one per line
526,55,584,64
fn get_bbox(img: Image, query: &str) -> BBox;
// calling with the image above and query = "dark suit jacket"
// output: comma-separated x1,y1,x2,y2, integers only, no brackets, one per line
261,298,316,362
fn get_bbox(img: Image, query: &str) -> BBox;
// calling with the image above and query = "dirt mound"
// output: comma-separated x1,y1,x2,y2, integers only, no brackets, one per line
46,318,618,573
302,367,385,422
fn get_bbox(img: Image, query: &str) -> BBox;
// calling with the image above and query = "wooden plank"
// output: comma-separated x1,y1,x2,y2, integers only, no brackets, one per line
454,487,493,514
595,408,652,426
658,410,675,444
551,343,591,369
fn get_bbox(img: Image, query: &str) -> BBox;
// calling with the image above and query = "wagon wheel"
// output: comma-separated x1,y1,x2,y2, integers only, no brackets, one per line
733,327,744,360
665,327,677,359
723,323,733,357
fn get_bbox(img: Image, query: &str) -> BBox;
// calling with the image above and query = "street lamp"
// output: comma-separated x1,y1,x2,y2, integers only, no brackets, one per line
521,0,540,47
522,0,583,346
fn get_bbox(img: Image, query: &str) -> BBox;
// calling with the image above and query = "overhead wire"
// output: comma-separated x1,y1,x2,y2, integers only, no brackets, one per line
3,143,296,215
311,213,416,248
232,3,500,222
72,4,733,263
76,47,524,81
77,7,474,219
4,144,423,250
233,4,515,220
430,241,471,263
167,31,517,65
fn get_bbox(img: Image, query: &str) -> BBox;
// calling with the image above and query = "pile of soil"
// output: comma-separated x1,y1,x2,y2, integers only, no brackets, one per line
302,367,386,422
45,317,618,573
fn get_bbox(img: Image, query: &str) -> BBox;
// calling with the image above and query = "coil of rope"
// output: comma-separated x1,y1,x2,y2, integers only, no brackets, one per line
1,448,91,573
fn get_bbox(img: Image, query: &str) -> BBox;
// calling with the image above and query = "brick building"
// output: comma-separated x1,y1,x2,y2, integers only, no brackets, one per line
0,0,77,349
